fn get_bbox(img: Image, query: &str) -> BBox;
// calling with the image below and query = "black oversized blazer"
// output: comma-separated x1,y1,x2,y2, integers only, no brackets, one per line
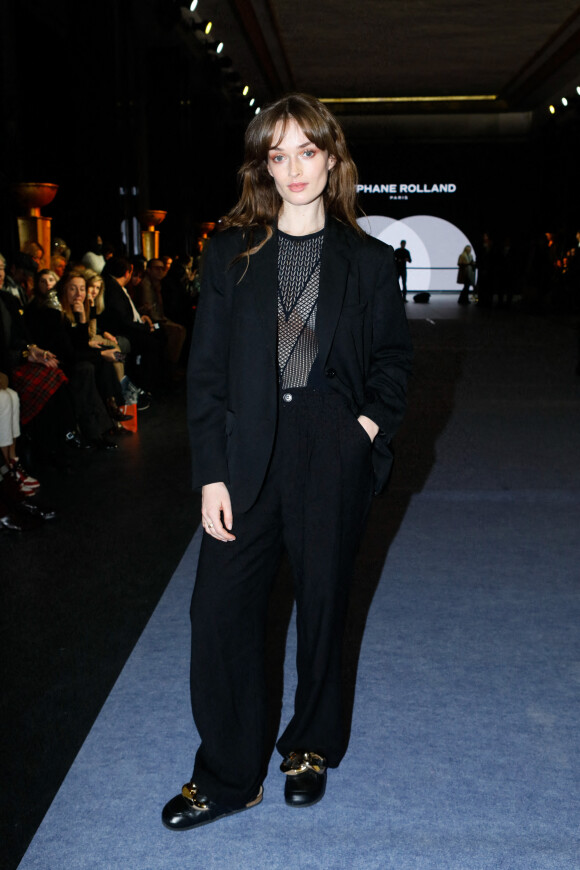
187,217,413,513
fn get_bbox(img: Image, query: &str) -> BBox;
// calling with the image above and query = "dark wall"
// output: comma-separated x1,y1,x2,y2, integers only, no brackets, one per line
0,0,249,260
1,0,578,261
351,124,580,250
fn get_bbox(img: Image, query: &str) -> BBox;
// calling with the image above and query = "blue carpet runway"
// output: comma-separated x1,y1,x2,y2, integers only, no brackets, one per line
17,300,580,869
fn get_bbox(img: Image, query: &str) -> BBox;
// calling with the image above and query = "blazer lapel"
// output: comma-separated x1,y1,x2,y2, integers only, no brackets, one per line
246,228,278,360
317,218,353,368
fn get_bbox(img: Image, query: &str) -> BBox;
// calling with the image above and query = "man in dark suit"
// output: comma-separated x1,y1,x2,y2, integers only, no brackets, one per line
101,257,161,397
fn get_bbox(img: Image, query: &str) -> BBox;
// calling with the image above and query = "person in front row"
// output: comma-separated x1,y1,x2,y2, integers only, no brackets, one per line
100,257,161,403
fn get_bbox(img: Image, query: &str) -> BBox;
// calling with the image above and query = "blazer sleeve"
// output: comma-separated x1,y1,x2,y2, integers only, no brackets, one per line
186,234,235,490
358,242,413,442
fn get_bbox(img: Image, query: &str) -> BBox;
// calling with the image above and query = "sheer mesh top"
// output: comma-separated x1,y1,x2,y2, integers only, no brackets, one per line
277,229,324,389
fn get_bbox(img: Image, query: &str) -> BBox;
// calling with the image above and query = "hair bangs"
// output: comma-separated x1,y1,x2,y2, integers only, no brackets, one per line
267,97,338,157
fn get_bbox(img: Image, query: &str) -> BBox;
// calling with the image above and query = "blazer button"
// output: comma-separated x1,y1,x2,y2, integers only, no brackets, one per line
325,368,337,378
282,392,293,402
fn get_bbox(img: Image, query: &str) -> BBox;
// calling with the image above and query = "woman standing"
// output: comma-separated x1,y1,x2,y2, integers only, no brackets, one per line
457,244,476,305
162,93,413,831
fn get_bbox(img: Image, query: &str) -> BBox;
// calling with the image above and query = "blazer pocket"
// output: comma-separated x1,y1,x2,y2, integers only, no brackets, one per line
351,414,373,447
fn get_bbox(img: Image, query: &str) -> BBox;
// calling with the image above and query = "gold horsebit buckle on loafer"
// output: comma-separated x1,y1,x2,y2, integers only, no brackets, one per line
280,751,327,776
180,781,264,812
181,781,210,811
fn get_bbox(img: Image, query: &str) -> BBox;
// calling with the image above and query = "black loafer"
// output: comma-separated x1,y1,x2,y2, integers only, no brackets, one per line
162,781,263,831
281,751,327,807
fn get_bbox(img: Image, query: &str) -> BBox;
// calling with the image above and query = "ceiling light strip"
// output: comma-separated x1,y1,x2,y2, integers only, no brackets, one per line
320,95,498,104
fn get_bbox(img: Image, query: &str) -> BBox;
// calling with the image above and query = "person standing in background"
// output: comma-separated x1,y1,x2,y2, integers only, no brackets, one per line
457,245,476,305
394,240,412,301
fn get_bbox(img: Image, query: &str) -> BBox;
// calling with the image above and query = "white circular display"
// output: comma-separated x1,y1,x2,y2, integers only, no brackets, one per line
358,215,475,292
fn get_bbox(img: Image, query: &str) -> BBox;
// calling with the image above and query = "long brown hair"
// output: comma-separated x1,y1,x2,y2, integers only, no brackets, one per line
57,268,89,325
221,93,363,259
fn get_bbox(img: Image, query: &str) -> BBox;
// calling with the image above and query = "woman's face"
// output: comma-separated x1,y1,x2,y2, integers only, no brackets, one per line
65,278,86,307
52,258,66,277
38,273,57,296
86,280,102,303
267,118,335,211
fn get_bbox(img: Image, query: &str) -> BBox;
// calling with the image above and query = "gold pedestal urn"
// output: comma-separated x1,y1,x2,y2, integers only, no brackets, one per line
140,210,167,261
12,182,58,270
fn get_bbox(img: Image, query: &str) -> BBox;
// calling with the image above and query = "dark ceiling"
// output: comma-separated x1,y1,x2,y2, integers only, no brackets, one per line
1,0,580,252
186,0,580,127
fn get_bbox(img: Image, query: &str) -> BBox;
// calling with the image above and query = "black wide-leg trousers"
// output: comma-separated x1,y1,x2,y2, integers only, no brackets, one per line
189,389,374,807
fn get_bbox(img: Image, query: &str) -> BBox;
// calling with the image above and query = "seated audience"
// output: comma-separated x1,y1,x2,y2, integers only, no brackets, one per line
31,269,61,310
10,253,37,304
101,257,160,403
0,371,57,527
85,270,129,387
25,269,121,448
137,258,186,371
0,380,38,491
50,254,67,278
161,255,172,277
162,255,197,361
128,258,146,302
0,253,27,306
0,288,77,469
81,236,106,274
163,254,196,323
51,237,70,278
22,241,45,269
52,237,71,261
59,270,128,419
